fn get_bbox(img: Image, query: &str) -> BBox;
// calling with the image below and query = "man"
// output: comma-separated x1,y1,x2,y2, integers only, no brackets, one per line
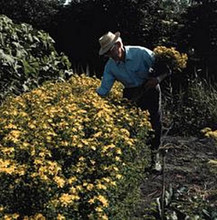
96,31,170,172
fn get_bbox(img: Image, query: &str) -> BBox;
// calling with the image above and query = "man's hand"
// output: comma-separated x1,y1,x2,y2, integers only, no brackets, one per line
144,77,159,91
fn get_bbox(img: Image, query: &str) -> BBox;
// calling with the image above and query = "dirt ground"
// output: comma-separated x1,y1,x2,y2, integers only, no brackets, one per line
139,136,217,219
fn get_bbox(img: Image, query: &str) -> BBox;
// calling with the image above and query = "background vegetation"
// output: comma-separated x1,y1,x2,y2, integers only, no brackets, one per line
0,15,71,104
1,0,216,79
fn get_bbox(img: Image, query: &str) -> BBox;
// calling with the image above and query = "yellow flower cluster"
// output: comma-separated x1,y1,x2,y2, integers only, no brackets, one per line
154,46,188,71
0,74,151,219
201,127,217,141
2,213,48,220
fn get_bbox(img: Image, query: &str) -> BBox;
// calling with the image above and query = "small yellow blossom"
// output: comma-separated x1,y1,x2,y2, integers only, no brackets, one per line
97,195,109,207
59,193,73,206
33,213,46,220
96,183,107,190
86,183,94,191
116,174,123,179
68,176,77,184
101,215,109,220
54,176,65,188
57,214,66,220
95,207,103,212
88,198,95,204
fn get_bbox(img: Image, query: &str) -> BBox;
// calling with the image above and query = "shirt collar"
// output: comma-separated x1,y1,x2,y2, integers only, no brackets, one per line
124,46,133,61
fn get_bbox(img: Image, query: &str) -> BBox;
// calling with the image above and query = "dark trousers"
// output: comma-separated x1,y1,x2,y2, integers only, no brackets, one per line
123,84,162,151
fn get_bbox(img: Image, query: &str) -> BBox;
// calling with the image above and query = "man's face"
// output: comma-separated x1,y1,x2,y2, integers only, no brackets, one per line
104,43,121,61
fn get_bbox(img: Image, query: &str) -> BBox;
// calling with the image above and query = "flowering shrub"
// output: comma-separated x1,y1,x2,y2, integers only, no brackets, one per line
0,74,152,219
153,46,188,72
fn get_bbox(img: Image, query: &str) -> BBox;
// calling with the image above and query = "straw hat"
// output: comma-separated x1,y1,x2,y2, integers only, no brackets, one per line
98,31,120,55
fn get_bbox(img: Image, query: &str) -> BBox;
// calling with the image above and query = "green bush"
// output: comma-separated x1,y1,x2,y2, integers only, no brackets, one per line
0,15,71,104
0,74,152,219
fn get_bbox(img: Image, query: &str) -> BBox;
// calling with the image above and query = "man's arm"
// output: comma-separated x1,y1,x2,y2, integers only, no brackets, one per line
96,69,116,97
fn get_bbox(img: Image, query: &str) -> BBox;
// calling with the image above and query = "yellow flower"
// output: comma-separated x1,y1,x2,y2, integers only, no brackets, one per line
88,198,95,204
86,183,94,191
113,166,119,172
91,146,96,151
54,176,65,188
76,185,83,191
115,156,121,162
208,159,217,166
4,123,17,129
68,176,77,184
79,156,85,161
102,144,115,153
201,127,217,141
116,174,123,179
93,131,102,138
59,193,72,206
3,215,11,220
95,207,103,212
101,215,109,220
10,130,22,138
57,214,66,220
110,181,116,186
116,148,122,155
69,186,77,194
96,183,107,190
154,46,188,71
33,213,46,220
1,147,14,156
97,195,109,207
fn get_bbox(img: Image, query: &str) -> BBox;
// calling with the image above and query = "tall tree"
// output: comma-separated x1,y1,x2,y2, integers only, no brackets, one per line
0,0,64,31
177,0,217,79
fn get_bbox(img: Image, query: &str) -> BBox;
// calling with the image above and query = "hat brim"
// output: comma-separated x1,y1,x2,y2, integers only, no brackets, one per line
99,32,120,56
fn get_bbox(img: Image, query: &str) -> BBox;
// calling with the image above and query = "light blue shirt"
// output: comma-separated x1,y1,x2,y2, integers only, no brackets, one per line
97,46,155,96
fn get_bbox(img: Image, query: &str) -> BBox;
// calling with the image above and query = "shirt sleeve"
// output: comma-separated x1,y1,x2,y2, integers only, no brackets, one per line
143,48,155,70
96,64,116,97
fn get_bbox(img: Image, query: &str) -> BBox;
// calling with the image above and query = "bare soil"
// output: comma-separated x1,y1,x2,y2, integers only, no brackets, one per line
139,136,217,219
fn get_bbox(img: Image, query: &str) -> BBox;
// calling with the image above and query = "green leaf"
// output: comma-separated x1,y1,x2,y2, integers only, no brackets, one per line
22,60,37,76
0,49,14,64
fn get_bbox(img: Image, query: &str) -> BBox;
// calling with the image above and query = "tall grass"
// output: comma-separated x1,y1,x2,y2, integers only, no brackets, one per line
162,76,217,136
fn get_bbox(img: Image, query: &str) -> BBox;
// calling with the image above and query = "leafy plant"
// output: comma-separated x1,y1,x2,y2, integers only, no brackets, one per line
0,15,71,104
143,186,217,220
163,77,217,136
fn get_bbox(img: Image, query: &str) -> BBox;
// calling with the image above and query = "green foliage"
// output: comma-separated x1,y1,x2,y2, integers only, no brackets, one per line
0,74,151,219
0,15,71,103
163,77,217,136
144,186,217,219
